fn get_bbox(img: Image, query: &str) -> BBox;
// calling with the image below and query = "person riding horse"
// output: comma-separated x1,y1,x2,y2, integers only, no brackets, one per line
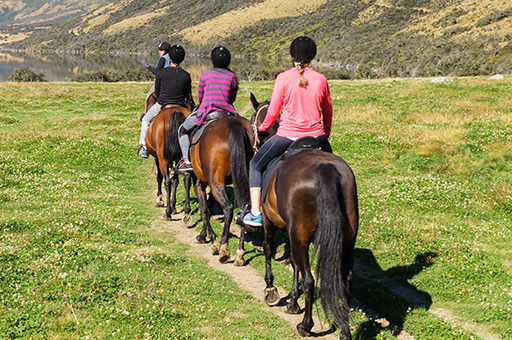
141,42,171,115
239,35,333,227
138,44,192,158
176,46,239,173
141,41,171,75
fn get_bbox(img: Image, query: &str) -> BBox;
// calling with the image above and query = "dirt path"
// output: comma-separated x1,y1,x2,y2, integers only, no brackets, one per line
148,205,421,339
151,213,339,339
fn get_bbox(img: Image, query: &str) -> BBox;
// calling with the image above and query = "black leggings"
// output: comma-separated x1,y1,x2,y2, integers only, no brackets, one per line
249,134,331,187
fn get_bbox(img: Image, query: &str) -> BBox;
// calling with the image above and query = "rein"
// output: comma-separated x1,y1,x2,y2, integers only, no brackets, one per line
251,103,269,151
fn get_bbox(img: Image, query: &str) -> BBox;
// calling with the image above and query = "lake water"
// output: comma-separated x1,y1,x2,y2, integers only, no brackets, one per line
0,51,212,82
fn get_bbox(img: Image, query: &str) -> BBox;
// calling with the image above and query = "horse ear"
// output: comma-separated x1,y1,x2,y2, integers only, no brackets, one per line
250,92,260,110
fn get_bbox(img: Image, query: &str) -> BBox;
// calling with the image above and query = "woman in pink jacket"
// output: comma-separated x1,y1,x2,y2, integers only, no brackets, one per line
241,36,333,227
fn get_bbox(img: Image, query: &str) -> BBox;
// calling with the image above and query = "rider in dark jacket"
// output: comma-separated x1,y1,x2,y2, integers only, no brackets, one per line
138,45,192,158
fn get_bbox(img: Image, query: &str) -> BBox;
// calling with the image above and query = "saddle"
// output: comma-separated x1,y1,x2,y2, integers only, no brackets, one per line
190,111,233,145
141,102,188,122
261,136,321,202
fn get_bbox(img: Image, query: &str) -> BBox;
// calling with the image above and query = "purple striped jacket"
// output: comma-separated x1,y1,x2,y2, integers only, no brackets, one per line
194,68,238,125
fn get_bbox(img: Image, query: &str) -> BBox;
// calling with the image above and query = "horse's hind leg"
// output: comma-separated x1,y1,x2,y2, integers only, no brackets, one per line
163,164,174,220
155,159,164,207
263,218,280,306
193,180,216,247
233,222,246,266
181,174,193,226
183,174,192,215
205,192,220,254
169,172,179,215
290,238,315,337
210,185,233,264
285,260,302,314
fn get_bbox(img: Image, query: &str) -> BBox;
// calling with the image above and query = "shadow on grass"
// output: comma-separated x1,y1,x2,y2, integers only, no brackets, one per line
352,248,436,338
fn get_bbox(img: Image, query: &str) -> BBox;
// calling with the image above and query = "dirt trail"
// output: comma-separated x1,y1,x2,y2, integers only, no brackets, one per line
149,206,421,339
151,214,339,339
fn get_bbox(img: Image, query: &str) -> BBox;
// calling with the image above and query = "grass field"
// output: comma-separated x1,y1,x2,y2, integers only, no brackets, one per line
0,77,511,339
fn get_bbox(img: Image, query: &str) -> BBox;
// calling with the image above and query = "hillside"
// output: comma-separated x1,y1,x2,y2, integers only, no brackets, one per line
1,0,512,79
0,0,109,26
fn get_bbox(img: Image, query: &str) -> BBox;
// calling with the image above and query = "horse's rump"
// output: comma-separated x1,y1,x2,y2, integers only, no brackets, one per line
272,151,357,230
145,107,190,159
190,115,253,185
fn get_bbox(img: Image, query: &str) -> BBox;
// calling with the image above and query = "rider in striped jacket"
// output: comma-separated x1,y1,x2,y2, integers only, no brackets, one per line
176,46,238,173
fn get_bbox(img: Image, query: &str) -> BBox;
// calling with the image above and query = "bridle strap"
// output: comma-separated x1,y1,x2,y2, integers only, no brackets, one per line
252,104,269,151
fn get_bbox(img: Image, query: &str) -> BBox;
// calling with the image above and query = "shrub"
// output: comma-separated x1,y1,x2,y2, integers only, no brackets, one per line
8,66,46,82
72,67,154,82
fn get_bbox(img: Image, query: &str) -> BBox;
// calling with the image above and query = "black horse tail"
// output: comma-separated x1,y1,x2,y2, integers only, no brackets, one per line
164,110,186,164
228,121,252,208
313,163,350,332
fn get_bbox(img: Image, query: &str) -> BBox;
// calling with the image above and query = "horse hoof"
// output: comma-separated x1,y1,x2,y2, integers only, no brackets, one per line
263,287,280,306
195,235,207,244
162,214,172,221
284,304,301,314
155,201,164,208
233,258,245,266
234,249,245,266
211,241,220,255
219,244,230,263
294,324,311,337
181,214,193,226
339,333,352,340
219,253,230,264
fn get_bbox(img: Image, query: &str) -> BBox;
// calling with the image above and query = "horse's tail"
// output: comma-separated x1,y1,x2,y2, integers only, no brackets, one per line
228,121,252,208
164,110,186,164
313,163,351,332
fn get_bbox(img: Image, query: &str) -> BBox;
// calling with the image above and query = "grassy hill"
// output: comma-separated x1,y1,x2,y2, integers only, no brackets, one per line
1,0,512,79
0,0,109,26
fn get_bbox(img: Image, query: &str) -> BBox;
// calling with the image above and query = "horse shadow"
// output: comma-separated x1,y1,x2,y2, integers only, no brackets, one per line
352,248,436,338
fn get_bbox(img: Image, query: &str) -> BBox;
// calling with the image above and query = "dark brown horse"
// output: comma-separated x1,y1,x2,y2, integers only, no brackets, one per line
250,95,359,340
145,103,193,223
189,115,254,265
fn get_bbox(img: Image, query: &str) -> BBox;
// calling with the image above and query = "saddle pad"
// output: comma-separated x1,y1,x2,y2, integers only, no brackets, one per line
190,111,232,145
190,121,212,145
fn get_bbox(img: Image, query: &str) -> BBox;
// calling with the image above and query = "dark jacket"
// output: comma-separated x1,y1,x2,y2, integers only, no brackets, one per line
155,66,192,106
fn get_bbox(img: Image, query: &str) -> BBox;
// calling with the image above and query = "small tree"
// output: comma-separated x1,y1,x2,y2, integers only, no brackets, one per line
8,67,47,82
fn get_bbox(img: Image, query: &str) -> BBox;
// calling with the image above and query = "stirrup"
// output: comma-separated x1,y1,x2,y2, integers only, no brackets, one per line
235,203,251,226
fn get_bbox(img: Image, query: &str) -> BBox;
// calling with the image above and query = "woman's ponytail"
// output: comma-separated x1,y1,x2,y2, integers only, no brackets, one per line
297,61,308,88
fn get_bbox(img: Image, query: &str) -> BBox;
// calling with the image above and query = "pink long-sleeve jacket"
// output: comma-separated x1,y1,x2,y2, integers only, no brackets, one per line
259,67,332,138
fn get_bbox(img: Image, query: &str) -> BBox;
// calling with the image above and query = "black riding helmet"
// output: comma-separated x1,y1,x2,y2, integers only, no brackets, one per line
158,42,170,52
169,44,185,65
211,46,231,69
290,36,316,62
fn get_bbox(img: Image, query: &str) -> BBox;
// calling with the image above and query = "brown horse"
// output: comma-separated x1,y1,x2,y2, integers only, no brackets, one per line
145,103,193,223
250,95,359,340
189,115,254,265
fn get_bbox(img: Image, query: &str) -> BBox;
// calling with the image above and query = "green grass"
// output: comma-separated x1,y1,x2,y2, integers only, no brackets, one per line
1,77,512,339
0,83,292,339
